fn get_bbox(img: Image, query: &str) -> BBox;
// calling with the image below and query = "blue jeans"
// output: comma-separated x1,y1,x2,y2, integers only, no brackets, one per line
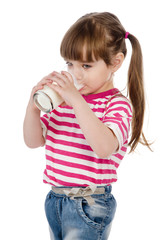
45,185,116,240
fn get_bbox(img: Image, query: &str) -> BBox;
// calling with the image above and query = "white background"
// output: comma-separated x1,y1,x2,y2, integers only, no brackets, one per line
0,0,160,239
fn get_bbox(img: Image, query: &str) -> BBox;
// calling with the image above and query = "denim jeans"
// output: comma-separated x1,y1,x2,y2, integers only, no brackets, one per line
45,185,116,240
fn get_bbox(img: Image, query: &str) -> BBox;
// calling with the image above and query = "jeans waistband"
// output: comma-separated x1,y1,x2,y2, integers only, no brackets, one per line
51,185,112,205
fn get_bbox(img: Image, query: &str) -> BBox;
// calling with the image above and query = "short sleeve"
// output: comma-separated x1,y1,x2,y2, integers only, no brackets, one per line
40,112,51,138
102,96,132,150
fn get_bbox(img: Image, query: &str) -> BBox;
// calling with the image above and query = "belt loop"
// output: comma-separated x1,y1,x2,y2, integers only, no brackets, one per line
105,185,112,193
83,196,95,206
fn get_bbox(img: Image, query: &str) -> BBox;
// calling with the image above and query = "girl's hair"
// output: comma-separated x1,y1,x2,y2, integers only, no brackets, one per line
60,12,151,152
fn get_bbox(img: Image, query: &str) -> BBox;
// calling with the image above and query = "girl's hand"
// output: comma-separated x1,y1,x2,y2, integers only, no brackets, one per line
28,72,55,110
46,71,82,107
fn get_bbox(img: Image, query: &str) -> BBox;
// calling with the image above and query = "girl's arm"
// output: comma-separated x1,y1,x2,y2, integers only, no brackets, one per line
23,76,53,148
72,95,118,158
23,104,45,148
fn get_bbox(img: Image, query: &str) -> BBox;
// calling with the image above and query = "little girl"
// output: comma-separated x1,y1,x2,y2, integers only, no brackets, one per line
23,12,150,240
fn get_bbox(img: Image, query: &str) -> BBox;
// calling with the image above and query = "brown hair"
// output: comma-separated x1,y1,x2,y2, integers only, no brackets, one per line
60,12,151,152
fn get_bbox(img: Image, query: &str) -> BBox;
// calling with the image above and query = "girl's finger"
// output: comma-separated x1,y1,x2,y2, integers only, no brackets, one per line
61,71,74,83
52,71,69,83
46,82,61,95
37,78,53,87
49,77,65,88
32,85,43,95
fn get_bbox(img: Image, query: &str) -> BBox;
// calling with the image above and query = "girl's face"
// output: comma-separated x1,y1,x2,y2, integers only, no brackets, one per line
65,58,114,95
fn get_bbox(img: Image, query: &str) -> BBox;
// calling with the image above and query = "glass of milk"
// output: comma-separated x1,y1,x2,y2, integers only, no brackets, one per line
33,71,83,113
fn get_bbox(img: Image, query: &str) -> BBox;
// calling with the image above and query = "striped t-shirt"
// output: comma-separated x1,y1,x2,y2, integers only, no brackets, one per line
40,88,132,187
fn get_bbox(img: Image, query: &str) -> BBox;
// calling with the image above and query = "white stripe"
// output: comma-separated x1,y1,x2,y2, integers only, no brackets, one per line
46,160,117,179
52,110,103,123
46,139,92,156
45,149,117,170
45,170,117,185
111,154,122,165
106,122,123,148
43,173,61,186
49,121,82,133
44,172,114,187
47,129,87,145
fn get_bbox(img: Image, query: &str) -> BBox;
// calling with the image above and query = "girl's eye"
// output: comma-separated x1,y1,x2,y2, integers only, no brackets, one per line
83,64,91,69
66,62,73,67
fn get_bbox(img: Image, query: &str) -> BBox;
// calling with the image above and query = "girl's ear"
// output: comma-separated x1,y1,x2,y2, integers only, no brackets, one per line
111,53,124,72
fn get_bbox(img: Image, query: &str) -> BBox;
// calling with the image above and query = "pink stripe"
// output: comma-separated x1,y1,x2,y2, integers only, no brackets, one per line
56,105,105,115
46,155,117,175
106,106,131,116
59,105,72,109
83,88,119,100
108,100,132,113
104,115,131,140
41,117,49,128
43,113,49,119
115,117,128,139
50,116,80,128
127,117,132,126
46,135,92,151
121,120,129,139
43,179,89,187
53,109,75,119
43,174,117,187
86,99,108,105
113,153,123,160
113,162,119,168
121,146,127,152
104,114,132,121
91,107,105,113
44,169,86,186
103,116,122,121
114,112,131,118
48,126,85,139
104,119,125,141
46,145,117,165
45,166,117,185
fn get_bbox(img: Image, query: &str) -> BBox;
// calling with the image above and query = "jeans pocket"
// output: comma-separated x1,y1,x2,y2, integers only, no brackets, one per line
45,191,57,225
104,193,117,225
76,195,111,229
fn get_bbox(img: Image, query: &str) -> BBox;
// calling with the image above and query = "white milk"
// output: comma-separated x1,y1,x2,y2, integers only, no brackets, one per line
33,74,83,113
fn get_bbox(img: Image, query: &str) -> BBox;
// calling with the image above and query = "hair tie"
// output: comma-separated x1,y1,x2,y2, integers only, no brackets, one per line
125,32,129,39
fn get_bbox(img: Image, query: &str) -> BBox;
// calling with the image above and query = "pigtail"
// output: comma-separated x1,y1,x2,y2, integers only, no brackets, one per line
127,34,151,152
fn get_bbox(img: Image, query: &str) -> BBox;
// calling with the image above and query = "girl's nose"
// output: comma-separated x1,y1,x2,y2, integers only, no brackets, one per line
72,67,83,80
